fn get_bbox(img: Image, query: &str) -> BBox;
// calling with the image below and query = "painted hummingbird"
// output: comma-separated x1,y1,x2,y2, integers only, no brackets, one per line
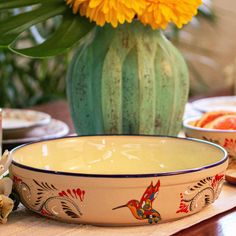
112,180,161,224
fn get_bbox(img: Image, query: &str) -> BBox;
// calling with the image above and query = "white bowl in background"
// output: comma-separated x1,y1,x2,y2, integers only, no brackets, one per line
191,96,236,113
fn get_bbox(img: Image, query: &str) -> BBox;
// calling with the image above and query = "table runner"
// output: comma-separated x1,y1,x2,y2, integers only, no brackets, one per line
1,183,236,236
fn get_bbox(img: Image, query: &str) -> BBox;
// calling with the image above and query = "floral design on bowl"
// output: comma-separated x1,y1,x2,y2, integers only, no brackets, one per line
13,176,85,221
223,139,236,158
176,173,224,214
201,136,236,159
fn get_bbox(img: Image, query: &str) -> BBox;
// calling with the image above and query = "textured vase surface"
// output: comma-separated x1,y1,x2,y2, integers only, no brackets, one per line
67,22,189,135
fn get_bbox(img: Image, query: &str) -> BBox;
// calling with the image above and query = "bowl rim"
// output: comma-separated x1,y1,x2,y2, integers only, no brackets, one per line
10,135,228,178
191,95,236,113
183,116,236,133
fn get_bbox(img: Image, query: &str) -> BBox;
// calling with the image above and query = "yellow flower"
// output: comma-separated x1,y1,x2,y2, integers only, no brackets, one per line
66,0,83,14
66,0,146,27
65,0,202,29
139,0,202,29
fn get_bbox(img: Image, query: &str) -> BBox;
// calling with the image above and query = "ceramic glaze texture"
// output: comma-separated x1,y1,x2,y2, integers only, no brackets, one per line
184,117,236,162
67,22,189,136
12,136,224,174
10,136,228,226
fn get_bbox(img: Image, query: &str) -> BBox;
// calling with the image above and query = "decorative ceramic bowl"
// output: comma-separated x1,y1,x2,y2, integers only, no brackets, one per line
10,136,228,226
184,117,236,163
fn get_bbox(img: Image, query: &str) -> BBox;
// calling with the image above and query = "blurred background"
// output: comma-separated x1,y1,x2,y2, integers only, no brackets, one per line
0,0,236,108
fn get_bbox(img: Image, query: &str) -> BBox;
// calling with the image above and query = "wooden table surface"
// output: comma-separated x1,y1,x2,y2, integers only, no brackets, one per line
7,100,236,235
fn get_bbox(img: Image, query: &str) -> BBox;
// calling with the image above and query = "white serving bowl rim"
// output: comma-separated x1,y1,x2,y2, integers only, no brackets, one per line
10,135,228,178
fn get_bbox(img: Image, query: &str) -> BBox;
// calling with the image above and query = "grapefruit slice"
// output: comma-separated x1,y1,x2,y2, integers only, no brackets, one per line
204,115,236,130
195,111,236,128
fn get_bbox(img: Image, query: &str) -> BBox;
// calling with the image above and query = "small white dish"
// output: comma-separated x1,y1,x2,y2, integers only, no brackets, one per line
191,96,236,113
3,119,69,144
3,109,51,132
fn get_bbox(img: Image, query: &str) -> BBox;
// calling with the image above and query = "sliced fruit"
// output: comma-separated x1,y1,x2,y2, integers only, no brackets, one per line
195,111,236,128
204,115,236,130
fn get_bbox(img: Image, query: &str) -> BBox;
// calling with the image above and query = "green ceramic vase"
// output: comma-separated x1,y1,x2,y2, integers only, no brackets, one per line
67,22,189,135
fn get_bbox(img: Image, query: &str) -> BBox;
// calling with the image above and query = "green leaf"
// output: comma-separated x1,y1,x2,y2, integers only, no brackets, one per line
0,0,41,10
11,13,95,58
0,0,60,10
0,0,95,57
0,4,67,46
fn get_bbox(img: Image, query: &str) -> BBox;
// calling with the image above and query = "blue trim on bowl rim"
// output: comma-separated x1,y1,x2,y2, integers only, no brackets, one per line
10,135,228,179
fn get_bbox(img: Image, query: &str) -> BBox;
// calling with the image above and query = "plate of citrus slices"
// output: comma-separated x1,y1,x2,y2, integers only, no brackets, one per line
183,110,236,185
194,111,236,130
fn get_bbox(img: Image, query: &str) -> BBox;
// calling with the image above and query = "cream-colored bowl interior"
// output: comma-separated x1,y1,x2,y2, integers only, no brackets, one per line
11,136,226,175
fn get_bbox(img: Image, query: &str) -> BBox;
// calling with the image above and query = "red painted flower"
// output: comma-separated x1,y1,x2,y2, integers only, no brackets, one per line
176,193,189,213
58,188,85,201
41,208,52,216
211,174,224,189
13,176,22,183
224,138,236,156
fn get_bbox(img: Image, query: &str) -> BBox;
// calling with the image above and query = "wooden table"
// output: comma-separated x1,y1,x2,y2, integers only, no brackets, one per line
8,100,236,235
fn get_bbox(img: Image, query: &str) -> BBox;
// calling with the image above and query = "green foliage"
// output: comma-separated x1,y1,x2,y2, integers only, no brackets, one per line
0,10,70,108
0,0,95,58
0,0,95,108
0,0,215,108
0,47,68,108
